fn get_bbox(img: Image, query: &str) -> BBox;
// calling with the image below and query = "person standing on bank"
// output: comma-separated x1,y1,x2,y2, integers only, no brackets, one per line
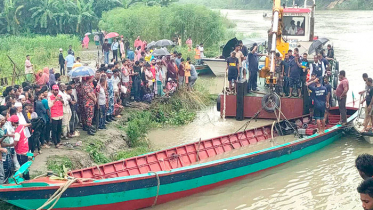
335,70,349,125
248,43,266,91
65,51,75,76
111,38,119,62
48,85,64,148
102,39,110,64
25,55,34,82
226,51,240,92
58,49,65,75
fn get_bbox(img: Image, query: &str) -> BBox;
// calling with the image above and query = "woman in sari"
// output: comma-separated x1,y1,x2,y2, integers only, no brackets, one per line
82,35,90,49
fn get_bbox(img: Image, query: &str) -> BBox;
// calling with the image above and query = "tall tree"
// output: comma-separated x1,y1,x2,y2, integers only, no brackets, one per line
68,0,97,34
0,0,24,35
29,0,58,34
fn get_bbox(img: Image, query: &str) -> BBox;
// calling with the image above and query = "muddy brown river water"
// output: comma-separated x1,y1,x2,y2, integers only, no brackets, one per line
146,9,373,210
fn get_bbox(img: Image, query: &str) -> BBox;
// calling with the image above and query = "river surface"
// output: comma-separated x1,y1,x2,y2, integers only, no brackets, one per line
147,10,373,210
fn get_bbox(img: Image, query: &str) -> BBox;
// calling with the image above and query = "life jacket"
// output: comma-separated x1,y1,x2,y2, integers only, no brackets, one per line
194,49,200,59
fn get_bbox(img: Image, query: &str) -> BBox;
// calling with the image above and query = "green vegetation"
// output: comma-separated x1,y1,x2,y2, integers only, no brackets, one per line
47,155,75,176
84,139,111,164
99,5,233,57
0,35,81,79
177,0,373,10
124,83,214,148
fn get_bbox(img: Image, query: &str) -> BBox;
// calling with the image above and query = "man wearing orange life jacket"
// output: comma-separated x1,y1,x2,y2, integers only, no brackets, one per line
194,45,201,65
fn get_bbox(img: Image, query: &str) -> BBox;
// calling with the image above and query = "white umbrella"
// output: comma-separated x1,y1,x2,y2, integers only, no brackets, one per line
85,32,91,36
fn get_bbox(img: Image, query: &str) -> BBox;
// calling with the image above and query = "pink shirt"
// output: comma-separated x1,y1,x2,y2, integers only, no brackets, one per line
336,78,349,98
134,39,142,48
14,125,29,154
186,39,192,45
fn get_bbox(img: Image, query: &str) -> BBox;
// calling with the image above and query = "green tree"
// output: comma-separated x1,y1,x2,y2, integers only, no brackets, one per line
29,0,59,34
68,0,97,34
0,0,24,35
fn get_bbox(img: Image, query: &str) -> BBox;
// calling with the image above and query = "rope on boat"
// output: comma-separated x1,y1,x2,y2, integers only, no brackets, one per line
36,176,96,210
149,171,161,207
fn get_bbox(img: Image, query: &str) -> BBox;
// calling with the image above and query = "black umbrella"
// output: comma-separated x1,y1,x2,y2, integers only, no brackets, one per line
152,48,170,56
308,38,329,54
155,39,175,47
222,37,239,59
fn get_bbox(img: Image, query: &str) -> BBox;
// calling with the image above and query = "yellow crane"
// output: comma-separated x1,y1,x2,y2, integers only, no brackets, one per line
261,0,289,85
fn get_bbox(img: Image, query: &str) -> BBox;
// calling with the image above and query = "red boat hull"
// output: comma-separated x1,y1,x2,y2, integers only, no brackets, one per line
220,95,304,119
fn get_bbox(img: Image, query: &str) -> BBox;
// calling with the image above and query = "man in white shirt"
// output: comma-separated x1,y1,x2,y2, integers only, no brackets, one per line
287,20,298,35
198,43,205,59
112,69,121,102
25,55,33,82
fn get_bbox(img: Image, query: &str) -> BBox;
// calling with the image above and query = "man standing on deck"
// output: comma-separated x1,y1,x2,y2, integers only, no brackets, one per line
335,70,349,125
226,51,240,92
363,78,373,131
248,43,266,91
283,53,291,96
307,77,329,133
360,73,371,130
234,44,245,80
288,53,302,98
239,40,248,79
357,178,373,210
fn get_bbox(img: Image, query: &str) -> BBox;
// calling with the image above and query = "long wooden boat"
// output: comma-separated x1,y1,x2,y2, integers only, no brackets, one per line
0,107,357,210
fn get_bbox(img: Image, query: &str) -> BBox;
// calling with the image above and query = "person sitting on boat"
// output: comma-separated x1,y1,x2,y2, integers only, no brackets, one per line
362,78,373,131
306,77,329,134
287,20,298,35
357,177,373,210
226,51,240,93
355,154,373,180
288,53,302,98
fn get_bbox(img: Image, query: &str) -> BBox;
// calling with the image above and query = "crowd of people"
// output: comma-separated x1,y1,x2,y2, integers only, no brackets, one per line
226,42,350,132
0,35,200,184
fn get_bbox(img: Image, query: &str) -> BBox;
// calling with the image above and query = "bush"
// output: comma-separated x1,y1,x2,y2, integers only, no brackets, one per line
99,5,230,51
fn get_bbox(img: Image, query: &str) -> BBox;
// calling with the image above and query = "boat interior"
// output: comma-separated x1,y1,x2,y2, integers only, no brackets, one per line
67,108,356,180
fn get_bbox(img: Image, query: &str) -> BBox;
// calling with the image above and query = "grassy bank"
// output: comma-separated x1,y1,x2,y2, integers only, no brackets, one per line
0,35,81,80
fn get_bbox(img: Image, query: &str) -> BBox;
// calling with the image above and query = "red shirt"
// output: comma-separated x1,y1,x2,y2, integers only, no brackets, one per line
336,78,349,98
49,94,63,118
14,125,29,154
